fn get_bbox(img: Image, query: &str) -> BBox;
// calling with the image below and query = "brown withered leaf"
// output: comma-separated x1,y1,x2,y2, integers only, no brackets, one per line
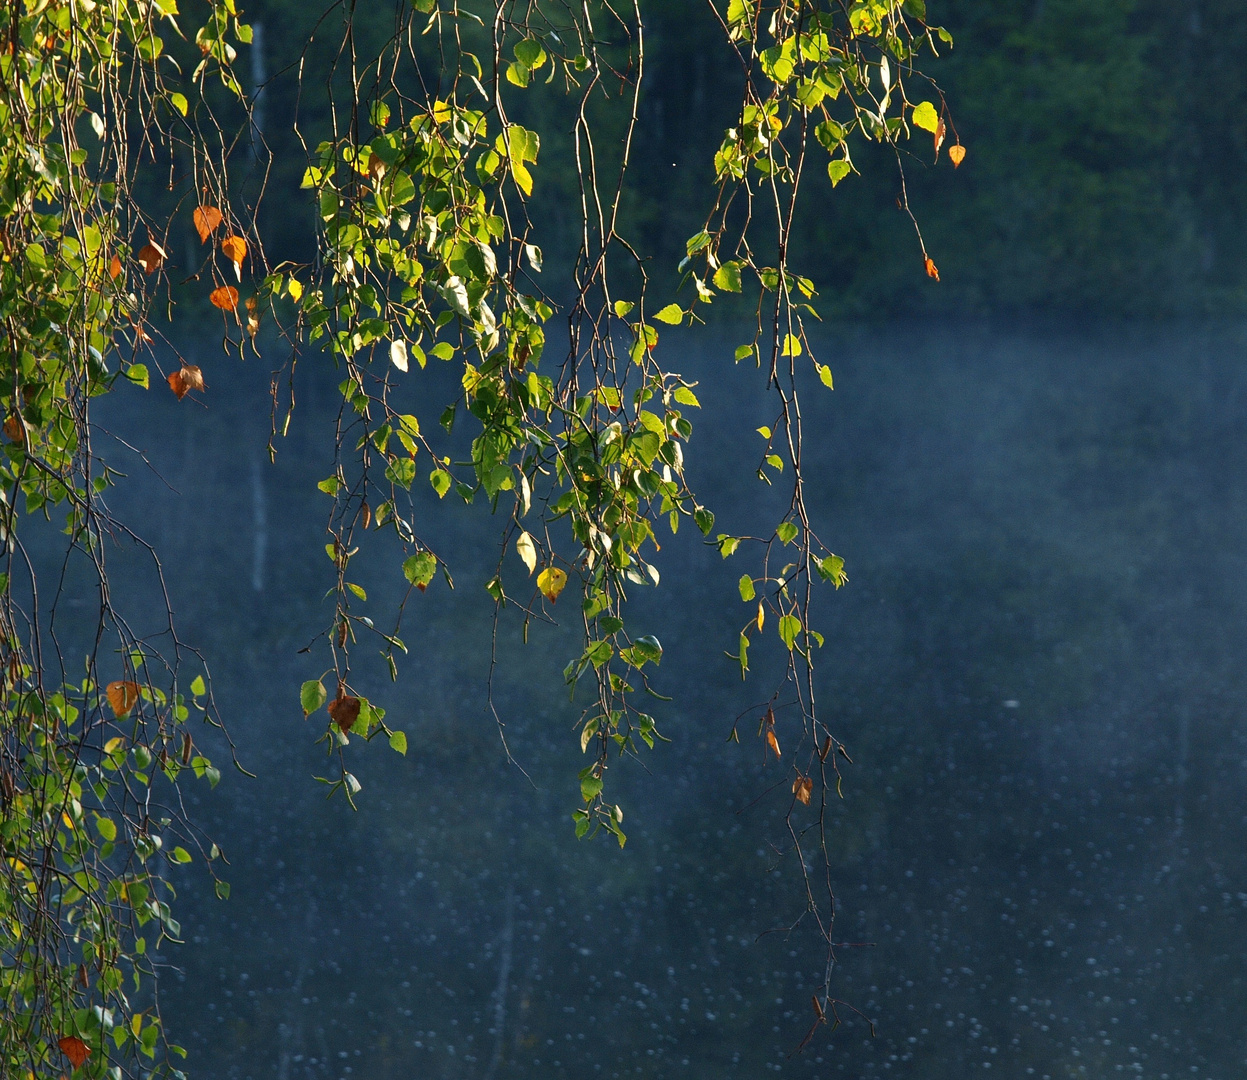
137,242,166,274
924,257,940,282
766,728,781,758
58,1035,90,1068
3,414,27,445
367,152,386,183
948,144,966,168
193,204,223,243
819,735,832,762
108,255,122,280
792,774,813,805
167,364,204,401
244,295,260,339
328,693,361,734
132,322,153,345
209,284,239,310
934,118,946,157
105,680,140,719
181,730,193,765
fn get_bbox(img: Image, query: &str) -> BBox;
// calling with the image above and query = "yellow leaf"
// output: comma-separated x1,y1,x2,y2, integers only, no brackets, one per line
911,101,940,133
766,729,781,758
537,566,567,603
287,277,304,302
948,143,966,167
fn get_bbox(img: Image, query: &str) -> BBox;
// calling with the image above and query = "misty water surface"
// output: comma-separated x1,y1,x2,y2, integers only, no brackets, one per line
77,321,1247,1079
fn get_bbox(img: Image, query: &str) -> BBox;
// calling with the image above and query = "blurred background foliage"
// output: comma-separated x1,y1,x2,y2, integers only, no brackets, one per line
235,0,1246,317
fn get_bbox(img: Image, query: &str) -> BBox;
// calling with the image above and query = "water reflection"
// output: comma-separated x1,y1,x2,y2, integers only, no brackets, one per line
89,321,1247,1078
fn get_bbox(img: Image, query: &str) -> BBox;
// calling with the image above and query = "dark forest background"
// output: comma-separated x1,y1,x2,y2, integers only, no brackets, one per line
231,0,1246,317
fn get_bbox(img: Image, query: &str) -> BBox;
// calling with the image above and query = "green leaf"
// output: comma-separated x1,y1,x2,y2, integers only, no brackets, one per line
613,300,634,317
300,680,327,716
716,534,740,558
317,476,339,495
738,574,755,602
170,846,192,864
818,364,834,389
403,552,437,589
735,344,754,363
169,92,188,117
429,468,452,497
214,881,230,901
580,773,604,802
388,730,407,755
347,582,367,601
765,453,785,472
911,101,940,133
189,675,206,697
94,815,117,842
776,521,798,544
673,386,700,407
827,160,851,186
694,507,715,535
125,364,149,389
778,614,801,650
781,333,802,357
430,342,455,361
712,261,742,292
654,303,683,325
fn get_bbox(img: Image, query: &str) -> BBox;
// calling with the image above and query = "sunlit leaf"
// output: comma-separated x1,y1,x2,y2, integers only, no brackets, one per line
948,143,966,167
766,729,781,757
193,204,223,243
108,255,122,280
911,101,939,133
105,680,140,719
537,566,568,603
167,364,204,400
389,730,407,755
221,234,247,277
515,530,537,575
209,284,239,310
924,257,940,282
390,339,408,372
793,775,813,804
654,303,683,325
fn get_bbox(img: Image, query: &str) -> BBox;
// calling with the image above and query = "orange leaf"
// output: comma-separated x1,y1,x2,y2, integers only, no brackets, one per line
3,414,27,445
328,694,361,733
132,322,153,345
105,680,140,719
948,144,966,168
221,234,247,268
167,364,204,401
792,775,813,805
209,284,239,310
244,295,260,339
108,255,122,280
924,257,940,282
193,204,223,243
934,118,946,157
137,242,166,274
766,728,781,758
58,1035,90,1068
